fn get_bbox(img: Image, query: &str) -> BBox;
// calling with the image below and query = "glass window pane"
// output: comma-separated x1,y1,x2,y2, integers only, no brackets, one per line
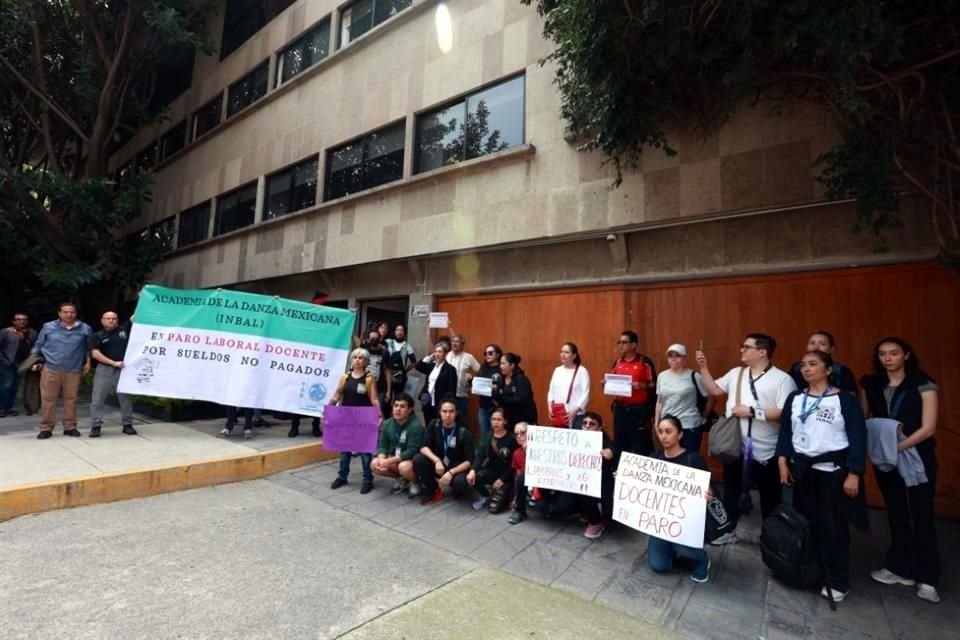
291,158,318,211
279,21,330,85
193,95,222,140
178,202,210,247
373,0,411,27
464,75,525,160
266,171,292,219
160,122,186,161
227,61,268,117
136,142,157,172
326,143,364,201
363,124,404,190
415,101,466,173
342,0,374,45
216,183,257,235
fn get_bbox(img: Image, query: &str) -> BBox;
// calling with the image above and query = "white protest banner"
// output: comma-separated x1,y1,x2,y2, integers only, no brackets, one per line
613,452,711,548
118,285,355,417
428,312,449,328
603,373,633,397
524,425,603,498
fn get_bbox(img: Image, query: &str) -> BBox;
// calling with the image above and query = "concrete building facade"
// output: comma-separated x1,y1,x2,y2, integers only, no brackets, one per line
112,0,958,514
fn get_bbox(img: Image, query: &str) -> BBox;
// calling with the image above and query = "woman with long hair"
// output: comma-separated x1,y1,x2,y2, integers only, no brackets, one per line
861,337,941,604
474,343,503,439
493,352,538,426
777,350,867,602
468,407,517,514
328,348,381,495
547,342,591,429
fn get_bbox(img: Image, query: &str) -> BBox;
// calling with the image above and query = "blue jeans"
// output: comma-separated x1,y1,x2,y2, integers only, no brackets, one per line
477,406,492,439
455,397,469,424
338,452,373,482
681,427,703,454
647,536,710,580
0,363,18,412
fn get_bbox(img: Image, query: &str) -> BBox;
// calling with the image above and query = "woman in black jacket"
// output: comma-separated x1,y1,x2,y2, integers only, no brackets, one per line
493,352,538,426
415,342,458,425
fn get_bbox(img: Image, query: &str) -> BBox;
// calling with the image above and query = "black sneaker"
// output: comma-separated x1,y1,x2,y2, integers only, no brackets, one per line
37,431,52,440
253,418,269,428
360,481,373,495
63,429,82,437
89,426,102,438
331,477,347,489
122,424,138,435
287,425,299,438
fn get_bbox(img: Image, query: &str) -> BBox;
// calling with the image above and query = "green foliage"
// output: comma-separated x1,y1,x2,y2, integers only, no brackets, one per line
524,0,960,258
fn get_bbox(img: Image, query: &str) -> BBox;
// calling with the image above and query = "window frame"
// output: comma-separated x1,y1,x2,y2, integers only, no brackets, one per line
214,181,258,236
337,0,411,48
414,73,526,175
226,59,270,119
221,0,296,61
276,18,332,88
324,119,406,202
191,93,223,141
265,155,320,220
159,121,187,162
177,201,212,248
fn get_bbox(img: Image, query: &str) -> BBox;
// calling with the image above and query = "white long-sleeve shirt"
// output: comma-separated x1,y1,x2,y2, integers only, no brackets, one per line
547,365,591,415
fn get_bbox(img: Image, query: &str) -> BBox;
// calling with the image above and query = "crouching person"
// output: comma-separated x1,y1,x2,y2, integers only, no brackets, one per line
468,408,517,514
647,416,712,583
371,393,424,495
412,398,474,505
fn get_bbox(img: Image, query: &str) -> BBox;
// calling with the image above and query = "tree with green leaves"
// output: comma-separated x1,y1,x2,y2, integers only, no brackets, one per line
523,0,960,268
0,0,214,317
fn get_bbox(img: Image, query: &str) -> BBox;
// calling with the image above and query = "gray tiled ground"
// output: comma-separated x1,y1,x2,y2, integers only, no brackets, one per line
271,460,960,640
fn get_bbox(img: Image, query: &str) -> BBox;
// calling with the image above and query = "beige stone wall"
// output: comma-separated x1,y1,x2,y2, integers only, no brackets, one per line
113,0,932,293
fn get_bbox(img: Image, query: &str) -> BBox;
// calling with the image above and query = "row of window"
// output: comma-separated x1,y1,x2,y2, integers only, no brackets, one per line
125,0,410,178
152,74,525,252
221,0,409,61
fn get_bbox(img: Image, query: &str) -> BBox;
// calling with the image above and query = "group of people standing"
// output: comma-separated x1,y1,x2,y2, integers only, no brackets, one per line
324,324,942,605
9,302,944,605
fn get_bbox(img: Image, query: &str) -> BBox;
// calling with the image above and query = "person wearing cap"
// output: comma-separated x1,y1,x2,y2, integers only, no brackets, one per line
654,343,715,454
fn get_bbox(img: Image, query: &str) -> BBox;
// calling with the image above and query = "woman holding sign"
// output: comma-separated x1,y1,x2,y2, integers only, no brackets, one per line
474,344,503,439
647,416,712,583
579,412,617,538
776,350,867,603
547,343,591,429
415,343,458,426
329,348,381,495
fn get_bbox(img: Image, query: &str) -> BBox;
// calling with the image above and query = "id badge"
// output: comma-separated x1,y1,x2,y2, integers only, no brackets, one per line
442,456,450,467
399,432,407,444
447,436,456,448
796,430,809,449
357,383,366,394
394,447,402,458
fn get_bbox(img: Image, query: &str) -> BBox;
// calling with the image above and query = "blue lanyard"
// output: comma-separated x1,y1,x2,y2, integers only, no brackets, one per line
799,387,832,423
441,424,456,458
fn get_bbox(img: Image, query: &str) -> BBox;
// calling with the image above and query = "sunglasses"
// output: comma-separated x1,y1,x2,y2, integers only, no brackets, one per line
485,350,497,355
515,430,527,435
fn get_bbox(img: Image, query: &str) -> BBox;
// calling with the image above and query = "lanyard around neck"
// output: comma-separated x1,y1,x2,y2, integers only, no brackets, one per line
800,386,832,423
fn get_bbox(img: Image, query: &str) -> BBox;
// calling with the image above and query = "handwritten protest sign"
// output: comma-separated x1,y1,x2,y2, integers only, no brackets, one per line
524,425,603,498
322,406,381,454
118,285,355,417
428,312,449,328
613,452,711,548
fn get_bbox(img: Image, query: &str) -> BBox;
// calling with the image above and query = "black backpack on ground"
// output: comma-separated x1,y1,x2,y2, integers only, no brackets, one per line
760,488,819,588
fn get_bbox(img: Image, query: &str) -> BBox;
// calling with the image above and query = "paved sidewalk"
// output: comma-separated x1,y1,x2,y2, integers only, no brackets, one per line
0,403,314,489
268,461,960,640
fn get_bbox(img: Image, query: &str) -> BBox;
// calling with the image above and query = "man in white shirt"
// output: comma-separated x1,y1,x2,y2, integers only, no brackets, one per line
696,333,797,543
446,334,480,423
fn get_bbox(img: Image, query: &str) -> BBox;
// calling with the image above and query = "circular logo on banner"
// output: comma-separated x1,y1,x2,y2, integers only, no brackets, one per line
308,383,327,402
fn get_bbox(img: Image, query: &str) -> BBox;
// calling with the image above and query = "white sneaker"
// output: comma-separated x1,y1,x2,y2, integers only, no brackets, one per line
870,568,915,586
709,532,738,546
820,586,848,602
916,583,941,604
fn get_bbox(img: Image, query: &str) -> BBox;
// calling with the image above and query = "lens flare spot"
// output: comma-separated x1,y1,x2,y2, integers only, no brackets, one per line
435,3,453,54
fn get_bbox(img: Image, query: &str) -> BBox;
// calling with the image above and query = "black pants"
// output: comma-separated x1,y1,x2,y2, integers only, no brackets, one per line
476,467,513,500
412,453,470,496
723,456,781,525
291,415,320,429
874,464,940,587
514,472,527,515
225,406,253,430
576,470,615,525
422,405,438,427
613,403,653,457
793,467,851,592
